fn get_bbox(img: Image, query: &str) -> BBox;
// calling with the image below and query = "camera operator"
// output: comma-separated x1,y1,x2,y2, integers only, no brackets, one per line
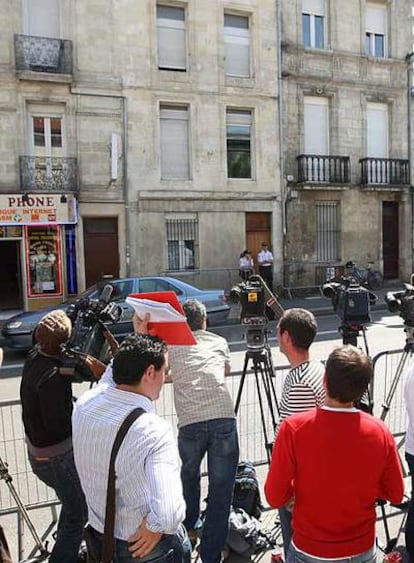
265,345,404,563
275,308,326,553
19,310,105,563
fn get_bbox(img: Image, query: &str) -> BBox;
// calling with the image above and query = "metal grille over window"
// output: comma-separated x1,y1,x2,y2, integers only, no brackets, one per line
315,202,340,262
166,217,197,271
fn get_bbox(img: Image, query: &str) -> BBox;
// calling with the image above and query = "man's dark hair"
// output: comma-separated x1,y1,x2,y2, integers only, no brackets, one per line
183,299,206,331
278,308,317,350
325,345,373,403
112,333,167,385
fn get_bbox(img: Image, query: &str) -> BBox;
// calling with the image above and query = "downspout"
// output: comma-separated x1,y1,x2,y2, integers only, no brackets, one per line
70,87,131,277
276,0,287,273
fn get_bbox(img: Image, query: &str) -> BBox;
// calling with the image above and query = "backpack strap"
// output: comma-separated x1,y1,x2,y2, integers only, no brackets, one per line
101,407,145,563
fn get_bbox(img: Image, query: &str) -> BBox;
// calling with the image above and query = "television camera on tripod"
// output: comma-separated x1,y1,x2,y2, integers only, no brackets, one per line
230,275,284,462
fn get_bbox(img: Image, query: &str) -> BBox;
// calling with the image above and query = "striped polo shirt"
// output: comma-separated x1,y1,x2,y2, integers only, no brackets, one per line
275,359,325,438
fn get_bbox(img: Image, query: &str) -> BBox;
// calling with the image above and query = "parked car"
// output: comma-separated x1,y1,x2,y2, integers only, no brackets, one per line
2,276,230,351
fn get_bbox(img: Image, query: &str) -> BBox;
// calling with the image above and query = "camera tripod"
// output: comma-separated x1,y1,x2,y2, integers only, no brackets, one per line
0,455,50,562
234,335,280,464
380,324,414,422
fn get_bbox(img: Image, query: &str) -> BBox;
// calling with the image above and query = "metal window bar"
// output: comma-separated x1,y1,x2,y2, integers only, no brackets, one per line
316,202,339,261
166,218,198,271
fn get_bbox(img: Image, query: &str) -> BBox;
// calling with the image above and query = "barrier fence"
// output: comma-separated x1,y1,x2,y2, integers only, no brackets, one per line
0,350,411,559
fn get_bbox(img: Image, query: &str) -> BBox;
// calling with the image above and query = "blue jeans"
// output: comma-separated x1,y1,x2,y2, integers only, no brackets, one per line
85,523,191,562
178,418,239,563
406,452,414,563
279,506,292,554
286,542,377,563
287,542,377,563
29,449,87,563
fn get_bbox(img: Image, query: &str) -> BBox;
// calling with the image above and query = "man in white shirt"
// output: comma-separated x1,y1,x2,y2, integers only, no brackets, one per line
72,333,191,563
257,242,274,289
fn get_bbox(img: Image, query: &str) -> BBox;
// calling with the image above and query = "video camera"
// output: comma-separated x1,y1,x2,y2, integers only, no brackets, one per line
385,283,414,327
322,275,377,325
230,276,268,350
62,284,122,362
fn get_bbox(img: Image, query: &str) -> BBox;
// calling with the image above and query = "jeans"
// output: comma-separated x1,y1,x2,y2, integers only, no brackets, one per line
279,506,292,555
287,542,377,563
406,452,414,563
29,449,87,563
178,418,239,563
85,523,191,563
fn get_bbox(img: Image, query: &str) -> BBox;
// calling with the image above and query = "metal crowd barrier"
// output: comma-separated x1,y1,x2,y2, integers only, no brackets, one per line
0,351,410,559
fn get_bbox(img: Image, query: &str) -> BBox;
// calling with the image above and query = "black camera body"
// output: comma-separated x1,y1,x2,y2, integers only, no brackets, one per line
323,276,376,325
63,284,122,362
385,284,414,327
230,278,267,350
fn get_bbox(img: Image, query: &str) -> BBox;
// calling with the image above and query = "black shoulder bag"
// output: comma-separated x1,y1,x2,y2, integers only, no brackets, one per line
85,407,145,563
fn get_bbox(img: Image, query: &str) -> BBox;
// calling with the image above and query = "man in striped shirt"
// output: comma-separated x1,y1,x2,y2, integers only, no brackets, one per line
275,308,326,553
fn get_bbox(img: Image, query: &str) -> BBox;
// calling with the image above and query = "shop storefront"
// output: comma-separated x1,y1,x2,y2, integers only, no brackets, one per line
0,193,78,311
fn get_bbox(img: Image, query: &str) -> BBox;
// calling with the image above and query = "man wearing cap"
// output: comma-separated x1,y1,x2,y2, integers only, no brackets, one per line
257,242,274,289
20,310,103,563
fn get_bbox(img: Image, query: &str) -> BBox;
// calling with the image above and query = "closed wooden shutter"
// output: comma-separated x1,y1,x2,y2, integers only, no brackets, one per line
160,106,189,178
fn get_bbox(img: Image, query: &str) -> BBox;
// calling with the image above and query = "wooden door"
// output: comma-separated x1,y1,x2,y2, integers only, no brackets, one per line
245,212,271,272
83,218,120,288
382,202,398,279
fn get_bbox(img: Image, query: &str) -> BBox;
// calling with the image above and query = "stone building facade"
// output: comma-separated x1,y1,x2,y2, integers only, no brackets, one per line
280,0,413,289
0,0,282,310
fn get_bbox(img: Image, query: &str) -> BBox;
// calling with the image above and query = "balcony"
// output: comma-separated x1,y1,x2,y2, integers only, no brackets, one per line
360,158,410,186
19,156,78,194
297,155,350,184
14,34,72,75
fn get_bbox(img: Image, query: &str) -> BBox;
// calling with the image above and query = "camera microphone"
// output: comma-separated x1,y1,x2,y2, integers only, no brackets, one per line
98,284,113,307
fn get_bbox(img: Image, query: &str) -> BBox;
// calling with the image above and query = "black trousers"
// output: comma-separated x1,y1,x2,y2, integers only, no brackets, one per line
259,266,273,290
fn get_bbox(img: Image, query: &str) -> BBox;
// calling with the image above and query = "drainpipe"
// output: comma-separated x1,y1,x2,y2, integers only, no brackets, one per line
276,0,287,276
405,52,414,276
70,87,131,277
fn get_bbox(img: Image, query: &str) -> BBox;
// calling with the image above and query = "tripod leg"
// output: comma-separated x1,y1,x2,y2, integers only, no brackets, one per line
380,351,410,421
252,360,272,464
234,353,250,415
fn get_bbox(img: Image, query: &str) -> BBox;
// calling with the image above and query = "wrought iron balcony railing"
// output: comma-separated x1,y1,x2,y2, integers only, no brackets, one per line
19,156,78,194
14,34,72,74
297,155,350,184
360,158,410,186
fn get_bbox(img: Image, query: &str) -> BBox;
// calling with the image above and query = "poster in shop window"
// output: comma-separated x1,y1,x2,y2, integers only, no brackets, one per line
26,225,62,296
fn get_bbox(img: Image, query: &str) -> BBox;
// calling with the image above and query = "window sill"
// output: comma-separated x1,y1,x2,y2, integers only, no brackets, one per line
302,47,333,55
16,70,73,83
225,76,255,88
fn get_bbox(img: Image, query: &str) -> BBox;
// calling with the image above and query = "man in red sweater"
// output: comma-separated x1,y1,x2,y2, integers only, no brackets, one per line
265,345,404,563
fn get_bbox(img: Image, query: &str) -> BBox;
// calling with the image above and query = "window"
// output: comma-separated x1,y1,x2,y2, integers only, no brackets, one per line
365,4,386,57
26,225,62,296
166,215,198,271
226,110,252,179
302,0,325,49
31,116,63,155
157,4,186,70
160,105,189,179
224,14,250,77
315,202,340,261
304,97,329,155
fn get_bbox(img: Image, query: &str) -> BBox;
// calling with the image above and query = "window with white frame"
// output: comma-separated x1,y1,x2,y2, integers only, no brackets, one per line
224,13,250,77
160,105,190,179
226,109,252,179
166,214,198,271
365,4,387,57
315,201,340,261
302,0,325,49
157,4,186,70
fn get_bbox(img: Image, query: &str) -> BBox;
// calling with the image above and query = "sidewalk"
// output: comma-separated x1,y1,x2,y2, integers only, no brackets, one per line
227,279,402,322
